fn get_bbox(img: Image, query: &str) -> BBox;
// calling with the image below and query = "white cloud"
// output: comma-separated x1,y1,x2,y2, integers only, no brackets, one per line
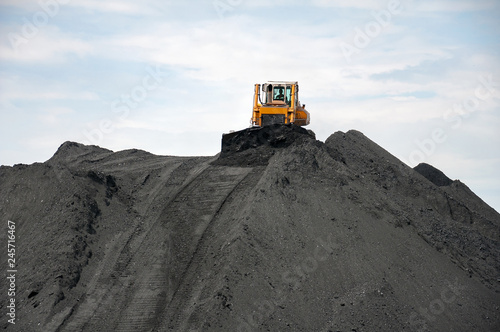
0,76,99,101
1,26,92,63
0,0,45,11
37,107,74,125
69,0,149,13
94,18,333,83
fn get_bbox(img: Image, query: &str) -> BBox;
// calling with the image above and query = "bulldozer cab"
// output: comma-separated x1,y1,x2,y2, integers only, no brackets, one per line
262,84,291,106
252,81,310,127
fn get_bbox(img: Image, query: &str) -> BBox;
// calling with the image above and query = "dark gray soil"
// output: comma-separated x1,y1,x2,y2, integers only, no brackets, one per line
1,126,499,331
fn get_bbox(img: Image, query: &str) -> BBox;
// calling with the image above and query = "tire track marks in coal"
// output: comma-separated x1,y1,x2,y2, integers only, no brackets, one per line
98,162,215,332
112,165,252,331
167,167,254,300
56,159,213,332
163,166,265,331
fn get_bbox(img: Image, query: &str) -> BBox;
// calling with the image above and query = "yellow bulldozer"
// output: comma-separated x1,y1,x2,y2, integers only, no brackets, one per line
251,81,310,127
220,81,311,158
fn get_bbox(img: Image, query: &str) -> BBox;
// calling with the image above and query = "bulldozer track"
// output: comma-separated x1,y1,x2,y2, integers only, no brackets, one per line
57,162,255,332
56,160,211,332
112,165,253,332
163,166,266,331
166,167,254,302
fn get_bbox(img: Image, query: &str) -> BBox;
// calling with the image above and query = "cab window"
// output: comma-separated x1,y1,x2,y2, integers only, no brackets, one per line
273,86,285,101
285,86,292,106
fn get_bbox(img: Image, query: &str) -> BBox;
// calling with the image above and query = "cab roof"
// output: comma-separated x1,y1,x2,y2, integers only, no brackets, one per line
265,81,298,85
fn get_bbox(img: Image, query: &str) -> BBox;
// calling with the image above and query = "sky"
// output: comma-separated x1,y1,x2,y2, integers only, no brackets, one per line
0,0,499,212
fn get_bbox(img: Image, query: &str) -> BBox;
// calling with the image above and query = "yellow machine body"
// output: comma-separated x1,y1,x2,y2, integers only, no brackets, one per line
251,81,310,127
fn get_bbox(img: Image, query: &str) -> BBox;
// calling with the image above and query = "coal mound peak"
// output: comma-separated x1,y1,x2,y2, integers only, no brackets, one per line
217,124,316,166
49,141,113,164
221,124,315,155
414,162,454,186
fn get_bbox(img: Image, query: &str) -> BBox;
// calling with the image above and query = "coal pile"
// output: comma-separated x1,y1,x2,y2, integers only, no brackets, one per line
0,127,499,331
218,124,316,166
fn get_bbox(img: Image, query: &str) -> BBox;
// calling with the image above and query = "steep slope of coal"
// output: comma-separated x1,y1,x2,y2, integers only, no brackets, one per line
325,131,500,292
0,127,499,332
